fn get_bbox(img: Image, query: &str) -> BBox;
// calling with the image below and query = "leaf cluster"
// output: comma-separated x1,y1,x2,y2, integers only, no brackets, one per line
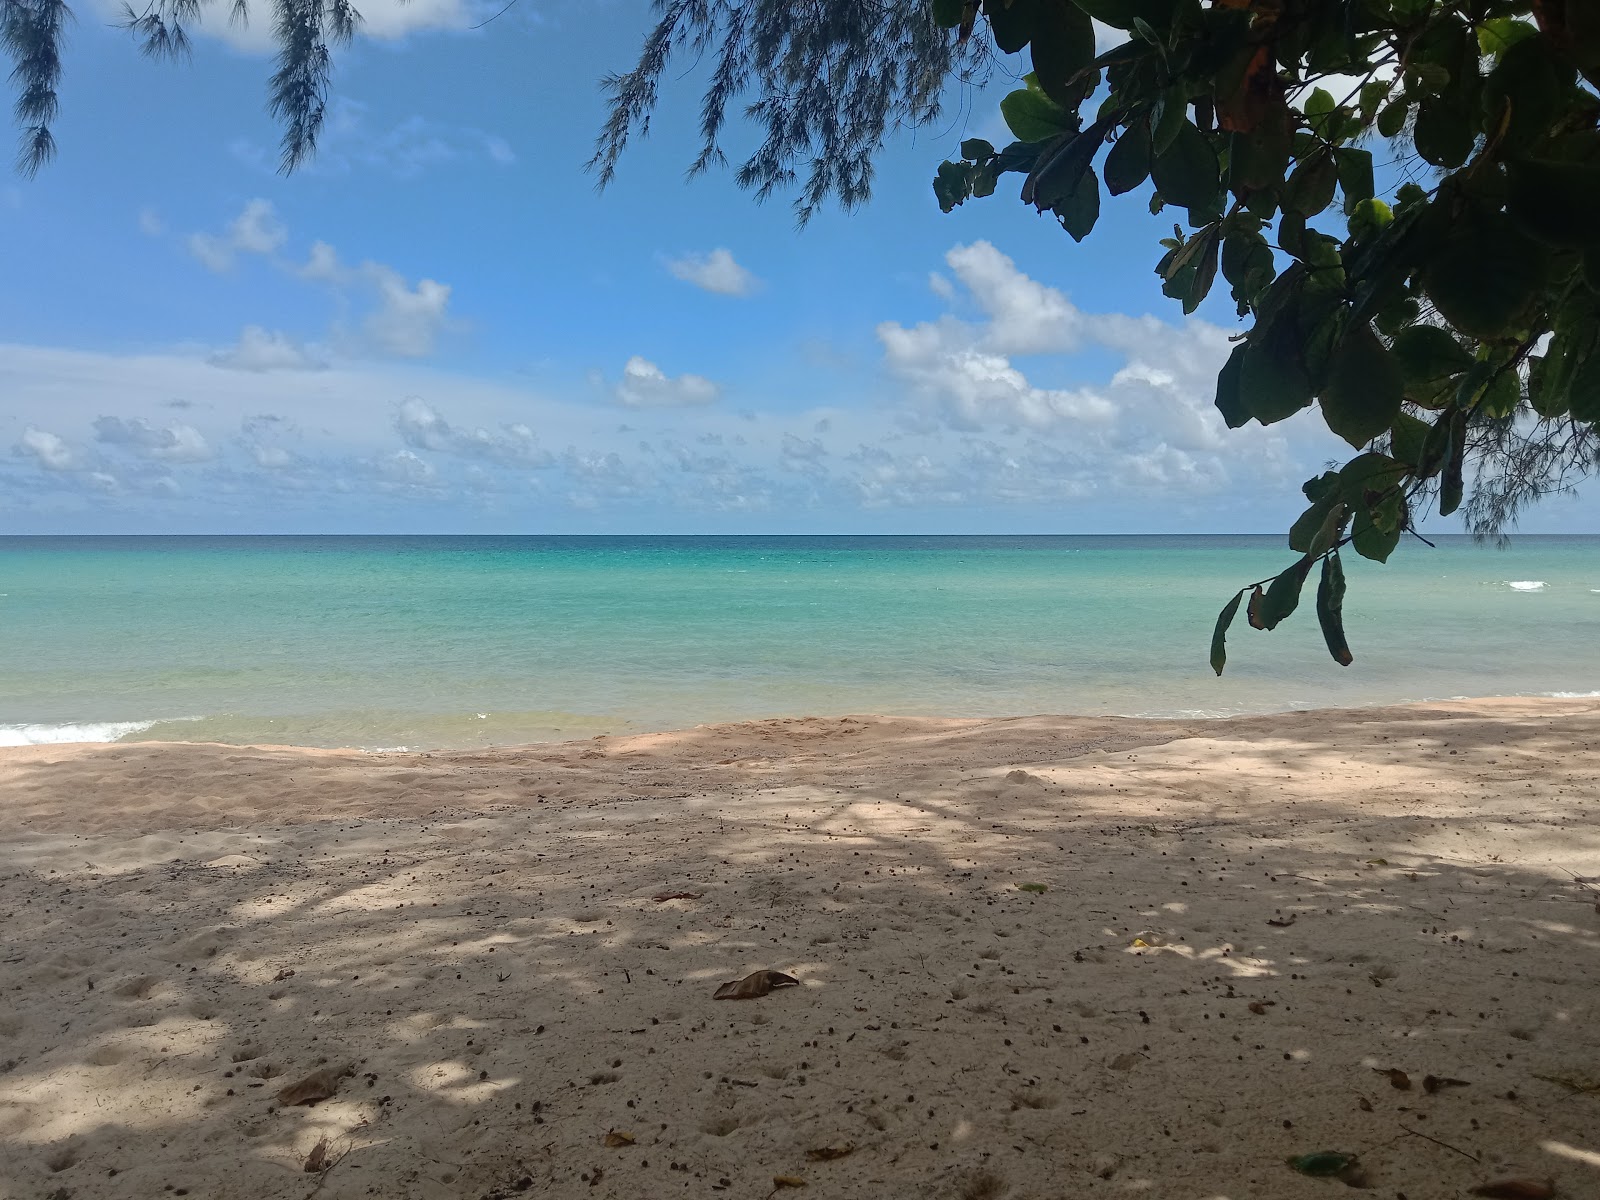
931,0,1600,671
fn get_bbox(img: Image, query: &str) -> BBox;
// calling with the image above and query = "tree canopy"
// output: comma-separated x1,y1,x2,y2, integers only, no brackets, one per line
7,0,1599,670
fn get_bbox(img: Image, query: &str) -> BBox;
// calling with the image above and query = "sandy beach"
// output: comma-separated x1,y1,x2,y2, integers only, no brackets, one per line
2,697,1598,1199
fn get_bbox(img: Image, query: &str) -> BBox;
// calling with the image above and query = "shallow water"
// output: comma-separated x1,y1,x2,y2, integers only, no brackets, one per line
2,534,1595,748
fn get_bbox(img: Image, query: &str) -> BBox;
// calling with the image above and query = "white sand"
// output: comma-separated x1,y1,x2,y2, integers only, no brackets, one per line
1,698,1598,1199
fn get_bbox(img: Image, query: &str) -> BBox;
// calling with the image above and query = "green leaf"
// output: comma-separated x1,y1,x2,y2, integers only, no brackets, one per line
960,138,996,160
1351,505,1401,562
1229,112,1293,193
1104,119,1152,195
1439,408,1467,516
1333,148,1374,213
1347,198,1393,243
1240,326,1313,424
933,160,975,212
1391,324,1473,389
1022,121,1105,209
1001,87,1073,142
1388,410,1431,470
1209,589,1244,675
1315,553,1353,666
1421,211,1548,339
1030,0,1097,106
1288,478,1339,553
1151,85,1187,154
1151,121,1220,210
1281,151,1336,218
985,0,1038,55
1055,165,1101,241
933,0,966,29
1376,99,1409,138
1413,99,1475,169
1321,324,1404,448
1338,451,1407,512
1303,87,1336,132
1214,342,1250,429
1568,354,1600,423
1070,0,1173,33
1358,79,1392,122
1478,18,1539,56
1507,159,1600,249
1259,555,1315,630
1483,35,1571,153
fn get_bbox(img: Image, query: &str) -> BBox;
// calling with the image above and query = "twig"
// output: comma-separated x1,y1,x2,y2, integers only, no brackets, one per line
1398,1123,1479,1163
469,0,520,29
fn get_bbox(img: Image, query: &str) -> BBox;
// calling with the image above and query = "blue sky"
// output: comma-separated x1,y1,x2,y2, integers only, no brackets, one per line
1,0,1593,534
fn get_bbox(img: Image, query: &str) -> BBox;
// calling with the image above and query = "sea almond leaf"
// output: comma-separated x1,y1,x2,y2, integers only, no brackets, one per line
805,1144,856,1161
714,970,799,1000
1373,1067,1412,1090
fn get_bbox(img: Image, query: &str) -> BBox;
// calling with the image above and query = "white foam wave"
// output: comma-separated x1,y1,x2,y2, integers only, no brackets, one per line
0,720,159,747
1544,691,1600,699
1506,580,1547,591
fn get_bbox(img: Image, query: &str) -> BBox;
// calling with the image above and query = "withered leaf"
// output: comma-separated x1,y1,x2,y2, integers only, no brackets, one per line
1266,914,1297,927
602,1130,636,1148
714,970,799,1000
1357,1097,1373,1112
303,1138,329,1173
1373,1067,1411,1091
1248,1001,1268,1015
1468,1181,1556,1200
276,1063,352,1106
773,1178,807,1189
1423,1074,1470,1093
805,1144,856,1161
652,891,702,902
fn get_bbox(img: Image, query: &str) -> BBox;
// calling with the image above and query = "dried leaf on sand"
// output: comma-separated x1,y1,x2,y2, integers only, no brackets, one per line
652,891,702,902
276,1063,352,1106
1374,1067,1412,1090
602,1130,636,1147
714,970,799,1000
303,1138,329,1173
804,1144,855,1161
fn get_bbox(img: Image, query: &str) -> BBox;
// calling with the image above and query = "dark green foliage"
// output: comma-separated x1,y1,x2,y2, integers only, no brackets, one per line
917,0,1600,671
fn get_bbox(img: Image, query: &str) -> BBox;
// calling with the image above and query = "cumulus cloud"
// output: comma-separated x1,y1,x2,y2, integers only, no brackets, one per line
16,426,77,470
162,0,475,53
364,268,452,358
614,356,720,408
664,248,760,297
210,326,322,372
187,199,287,272
179,205,454,363
394,397,551,466
93,416,212,463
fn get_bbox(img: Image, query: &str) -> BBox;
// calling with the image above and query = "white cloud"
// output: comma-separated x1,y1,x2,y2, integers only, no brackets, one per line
944,241,1082,354
138,207,165,237
187,199,287,272
211,326,322,372
664,248,760,297
153,0,475,54
614,356,720,408
394,397,551,466
93,415,213,463
364,268,452,358
16,426,77,470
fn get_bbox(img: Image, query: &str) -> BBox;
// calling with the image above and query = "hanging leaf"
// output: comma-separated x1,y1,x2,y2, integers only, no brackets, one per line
985,0,1038,55
1055,165,1101,241
1259,555,1315,630
1151,121,1221,209
1281,151,1337,219
1210,589,1244,675
1440,407,1467,516
1246,584,1266,630
1413,99,1474,168
1334,147,1375,212
1001,87,1073,142
1316,553,1353,666
1320,324,1404,448
1507,159,1600,249
1421,212,1548,339
1030,0,1097,106
1104,119,1152,195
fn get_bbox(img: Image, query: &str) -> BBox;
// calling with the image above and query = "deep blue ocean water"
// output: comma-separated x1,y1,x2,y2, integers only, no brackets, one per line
2,534,1595,748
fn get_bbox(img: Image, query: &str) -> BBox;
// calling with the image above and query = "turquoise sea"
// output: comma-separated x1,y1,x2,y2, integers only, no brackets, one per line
1,534,1595,749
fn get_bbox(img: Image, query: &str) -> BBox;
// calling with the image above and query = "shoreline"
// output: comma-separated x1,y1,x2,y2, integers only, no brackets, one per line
5,689,1600,759
2,695,1597,1197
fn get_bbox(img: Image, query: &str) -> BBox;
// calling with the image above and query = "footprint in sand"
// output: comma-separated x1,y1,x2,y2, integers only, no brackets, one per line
159,925,238,962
